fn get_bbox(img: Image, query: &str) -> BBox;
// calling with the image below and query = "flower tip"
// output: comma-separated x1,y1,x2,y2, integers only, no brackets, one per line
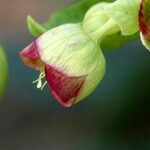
51,90,75,108
19,42,44,70
19,42,39,59
45,65,86,108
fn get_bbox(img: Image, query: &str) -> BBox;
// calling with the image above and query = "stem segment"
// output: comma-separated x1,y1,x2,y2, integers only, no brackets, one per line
91,18,120,43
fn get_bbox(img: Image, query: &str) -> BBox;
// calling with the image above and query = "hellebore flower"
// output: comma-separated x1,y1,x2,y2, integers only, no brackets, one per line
20,24,106,107
139,0,150,51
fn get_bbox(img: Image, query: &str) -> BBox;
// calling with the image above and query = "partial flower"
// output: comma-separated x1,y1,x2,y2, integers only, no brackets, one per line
139,0,150,51
19,24,106,107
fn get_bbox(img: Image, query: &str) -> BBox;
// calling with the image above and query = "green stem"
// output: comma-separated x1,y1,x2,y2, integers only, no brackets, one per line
91,18,120,43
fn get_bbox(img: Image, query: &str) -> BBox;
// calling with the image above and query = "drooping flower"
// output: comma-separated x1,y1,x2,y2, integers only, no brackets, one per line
19,24,106,107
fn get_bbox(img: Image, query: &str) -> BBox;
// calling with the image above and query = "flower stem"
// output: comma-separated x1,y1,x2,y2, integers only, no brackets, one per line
91,18,120,43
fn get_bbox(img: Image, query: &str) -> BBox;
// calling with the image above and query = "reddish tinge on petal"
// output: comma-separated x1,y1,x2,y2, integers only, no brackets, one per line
139,0,150,40
45,65,86,107
19,41,44,70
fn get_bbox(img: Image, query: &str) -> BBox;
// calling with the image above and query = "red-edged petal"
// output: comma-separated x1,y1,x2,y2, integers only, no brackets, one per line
19,41,44,70
45,65,86,107
139,0,150,40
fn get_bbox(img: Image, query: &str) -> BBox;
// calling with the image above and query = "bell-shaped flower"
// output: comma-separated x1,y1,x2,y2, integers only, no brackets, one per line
19,24,106,107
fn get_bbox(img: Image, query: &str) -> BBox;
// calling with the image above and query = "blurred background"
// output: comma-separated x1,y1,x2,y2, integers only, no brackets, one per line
0,0,150,149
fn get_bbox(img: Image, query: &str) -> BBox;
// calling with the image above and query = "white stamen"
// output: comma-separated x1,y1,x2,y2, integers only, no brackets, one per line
32,72,47,90
37,79,42,89
32,79,39,84
41,81,47,90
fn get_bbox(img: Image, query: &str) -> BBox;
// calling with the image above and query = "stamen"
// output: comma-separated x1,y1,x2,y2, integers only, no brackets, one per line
41,81,47,90
37,79,42,89
32,79,39,84
32,72,47,90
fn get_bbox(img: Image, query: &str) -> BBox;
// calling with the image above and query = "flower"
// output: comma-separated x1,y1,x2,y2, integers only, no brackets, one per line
19,23,106,107
139,0,150,51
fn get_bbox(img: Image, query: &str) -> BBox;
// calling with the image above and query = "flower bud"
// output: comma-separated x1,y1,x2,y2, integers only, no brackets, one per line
20,24,106,107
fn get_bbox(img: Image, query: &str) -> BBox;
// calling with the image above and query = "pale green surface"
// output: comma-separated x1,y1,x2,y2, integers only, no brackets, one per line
27,0,114,37
27,0,139,51
82,2,110,34
104,0,141,35
0,46,8,99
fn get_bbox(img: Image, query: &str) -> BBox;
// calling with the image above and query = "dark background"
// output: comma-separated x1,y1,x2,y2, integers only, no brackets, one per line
0,0,150,149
